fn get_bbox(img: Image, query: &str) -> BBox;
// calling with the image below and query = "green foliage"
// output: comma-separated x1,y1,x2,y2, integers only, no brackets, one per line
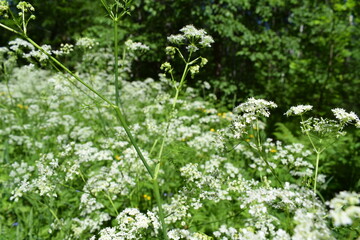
2,0,359,114
1,0,360,239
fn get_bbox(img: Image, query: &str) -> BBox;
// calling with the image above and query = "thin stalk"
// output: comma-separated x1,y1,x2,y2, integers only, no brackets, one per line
300,115,323,194
155,62,190,178
153,179,168,240
114,18,121,107
49,208,60,222
113,106,154,178
0,23,21,34
4,66,15,105
254,120,283,187
79,169,87,183
301,118,318,152
152,61,191,239
313,151,321,193
21,8,26,35
105,191,119,216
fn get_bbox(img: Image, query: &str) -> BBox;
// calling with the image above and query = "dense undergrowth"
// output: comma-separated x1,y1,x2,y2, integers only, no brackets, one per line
0,1,360,239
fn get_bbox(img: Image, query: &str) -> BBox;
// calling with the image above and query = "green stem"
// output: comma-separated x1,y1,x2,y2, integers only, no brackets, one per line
105,191,119,216
254,120,283,187
79,169,87,183
313,151,321,193
300,115,323,194
301,115,319,151
114,18,121,107
49,208,60,222
0,23,21,35
112,106,154,178
154,62,190,178
3,65,14,105
152,61,191,238
153,179,168,240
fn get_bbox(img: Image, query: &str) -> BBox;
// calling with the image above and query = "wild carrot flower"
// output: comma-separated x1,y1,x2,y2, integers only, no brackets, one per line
228,98,277,139
76,37,98,50
167,25,214,52
327,191,360,227
285,105,313,116
331,108,359,125
125,39,149,52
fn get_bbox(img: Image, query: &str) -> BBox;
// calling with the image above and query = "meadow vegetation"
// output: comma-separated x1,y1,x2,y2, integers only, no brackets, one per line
0,1,360,239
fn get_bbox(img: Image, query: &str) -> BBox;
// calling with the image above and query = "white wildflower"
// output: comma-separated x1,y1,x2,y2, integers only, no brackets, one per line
125,39,149,51
76,37,98,49
332,108,359,124
167,25,214,52
285,105,313,116
327,191,360,227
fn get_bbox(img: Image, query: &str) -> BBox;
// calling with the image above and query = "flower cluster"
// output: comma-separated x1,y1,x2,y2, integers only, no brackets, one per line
16,1,35,13
53,43,74,56
167,25,214,52
0,0,9,17
229,98,277,139
332,108,360,127
327,191,360,227
76,37,98,50
300,117,344,138
285,104,313,116
93,208,160,239
125,39,150,52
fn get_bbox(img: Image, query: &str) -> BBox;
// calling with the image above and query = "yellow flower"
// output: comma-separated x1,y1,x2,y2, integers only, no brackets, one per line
143,194,151,200
270,149,277,153
210,128,215,132
115,155,121,160
249,134,254,138
17,104,28,110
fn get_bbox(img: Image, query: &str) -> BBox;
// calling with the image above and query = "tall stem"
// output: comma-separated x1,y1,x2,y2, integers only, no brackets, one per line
152,62,190,239
105,191,119,216
112,106,154,178
155,63,189,178
313,151,321,194
153,179,168,240
114,19,121,107
301,116,322,194
254,120,283,187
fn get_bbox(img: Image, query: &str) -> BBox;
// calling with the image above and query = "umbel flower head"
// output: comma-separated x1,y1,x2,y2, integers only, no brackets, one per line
331,108,360,126
0,0,9,18
167,25,214,52
230,98,277,139
17,1,35,13
285,105,313,116
234,97,277,120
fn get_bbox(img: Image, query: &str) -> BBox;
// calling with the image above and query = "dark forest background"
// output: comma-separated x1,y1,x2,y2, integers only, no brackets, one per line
1,0,359,113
